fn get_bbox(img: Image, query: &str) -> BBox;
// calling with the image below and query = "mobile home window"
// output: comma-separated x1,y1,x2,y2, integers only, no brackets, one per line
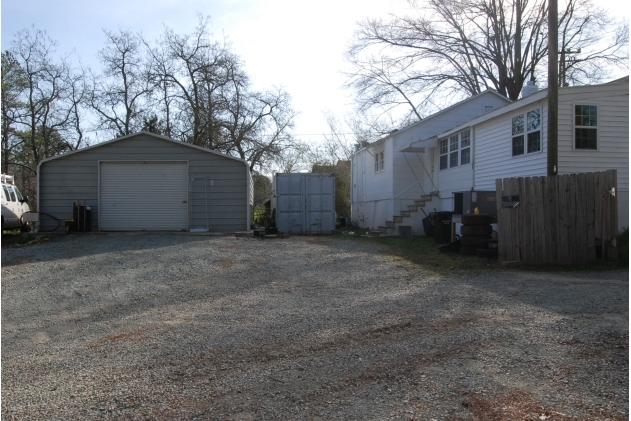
512,108,541,156
439,129,471,170
574,105,597,149
460,130,471,165
375,151,384,173
439,139,449,170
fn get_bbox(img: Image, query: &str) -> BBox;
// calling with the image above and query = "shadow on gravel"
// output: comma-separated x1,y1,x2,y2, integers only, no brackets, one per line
1,232,221,265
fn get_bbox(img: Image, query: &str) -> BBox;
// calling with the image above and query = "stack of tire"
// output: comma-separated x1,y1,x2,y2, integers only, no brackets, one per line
459,213,497,258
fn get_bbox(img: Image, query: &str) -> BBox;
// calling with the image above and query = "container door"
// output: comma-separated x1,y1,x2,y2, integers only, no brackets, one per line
305,174,336,234
275,174,306,234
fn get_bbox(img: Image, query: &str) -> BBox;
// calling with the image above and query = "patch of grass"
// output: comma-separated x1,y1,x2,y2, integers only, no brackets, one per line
2,229,21,235
334,229,499,274
334,227,628,272
1,232,51,248
373,236,499,273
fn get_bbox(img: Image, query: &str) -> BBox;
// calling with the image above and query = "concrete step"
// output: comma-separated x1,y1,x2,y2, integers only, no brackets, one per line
420,194,433,201
407,205,419,212
385,220,395,227
368,230,381,237
393,215,403,223
414,200,426,207
399,211,411,217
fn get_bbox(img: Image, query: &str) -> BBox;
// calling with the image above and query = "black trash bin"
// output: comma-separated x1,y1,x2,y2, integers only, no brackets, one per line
431,211,453,244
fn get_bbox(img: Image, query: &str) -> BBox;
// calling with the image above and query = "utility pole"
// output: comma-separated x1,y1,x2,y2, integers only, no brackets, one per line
547,0,558,176
559,48,581,87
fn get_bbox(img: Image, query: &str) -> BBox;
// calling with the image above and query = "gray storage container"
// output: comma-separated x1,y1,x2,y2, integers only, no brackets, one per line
272,173,336,234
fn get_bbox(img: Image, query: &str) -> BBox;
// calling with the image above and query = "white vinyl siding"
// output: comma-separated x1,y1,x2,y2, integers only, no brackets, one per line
474,103,548,191
99,161,188,231
559,87,628,192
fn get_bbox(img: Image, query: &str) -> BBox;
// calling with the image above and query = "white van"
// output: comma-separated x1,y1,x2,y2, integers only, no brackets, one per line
1,174,31,232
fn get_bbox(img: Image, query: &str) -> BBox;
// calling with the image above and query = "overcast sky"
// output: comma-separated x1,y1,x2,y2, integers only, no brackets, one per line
1,0,625,145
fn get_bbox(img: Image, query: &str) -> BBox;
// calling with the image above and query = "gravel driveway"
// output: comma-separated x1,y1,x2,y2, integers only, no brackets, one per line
1,233,628,420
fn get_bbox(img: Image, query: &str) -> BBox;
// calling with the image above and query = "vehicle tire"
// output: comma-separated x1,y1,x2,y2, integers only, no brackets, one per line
479,239,499,249
459,245,479,255
460,235,492,247
460,224,492,236
477,248,498,258
461,214,494,225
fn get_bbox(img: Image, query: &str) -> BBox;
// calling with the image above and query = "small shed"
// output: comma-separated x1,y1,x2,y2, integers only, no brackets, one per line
37,132,252,232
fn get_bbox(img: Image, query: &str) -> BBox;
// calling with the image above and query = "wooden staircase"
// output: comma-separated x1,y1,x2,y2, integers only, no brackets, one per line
377,193,436,236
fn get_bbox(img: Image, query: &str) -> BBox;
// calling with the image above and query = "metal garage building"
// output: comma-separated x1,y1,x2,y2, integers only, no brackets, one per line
37,132,252,232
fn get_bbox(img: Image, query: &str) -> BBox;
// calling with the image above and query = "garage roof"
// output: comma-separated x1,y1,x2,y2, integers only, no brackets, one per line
37,131,249,168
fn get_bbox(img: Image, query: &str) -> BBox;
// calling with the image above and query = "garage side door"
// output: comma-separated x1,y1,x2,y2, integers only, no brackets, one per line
100,161,188,231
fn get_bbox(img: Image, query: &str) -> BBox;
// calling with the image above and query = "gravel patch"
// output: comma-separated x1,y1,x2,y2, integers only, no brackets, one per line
1,233,628,420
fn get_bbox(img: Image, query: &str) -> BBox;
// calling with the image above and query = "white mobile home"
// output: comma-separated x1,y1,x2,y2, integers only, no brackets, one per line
37,132,252,232
351,90,511,234
435,76,629,231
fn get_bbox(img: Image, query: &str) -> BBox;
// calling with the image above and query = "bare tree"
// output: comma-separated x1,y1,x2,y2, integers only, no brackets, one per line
346,0,628,122
220,85,297,172
146,17,233,148
145,17,299,172
7,28,87,171
1,51,27,174
267,140,312,174
90,28,154,137
2,29,88,202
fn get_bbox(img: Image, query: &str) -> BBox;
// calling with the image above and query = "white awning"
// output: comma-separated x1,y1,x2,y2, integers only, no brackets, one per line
400,146,426,153
399,135,438,152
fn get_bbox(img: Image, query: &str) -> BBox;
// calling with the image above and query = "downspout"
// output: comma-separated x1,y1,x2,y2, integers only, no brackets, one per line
471,126,476,191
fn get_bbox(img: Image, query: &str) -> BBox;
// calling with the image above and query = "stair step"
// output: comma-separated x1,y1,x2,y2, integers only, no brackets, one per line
368,230,381,237
407,205,419,211
393,216,403,223
399,211,411,217
385,221,395,227
420,195,433,201
414,200,426,206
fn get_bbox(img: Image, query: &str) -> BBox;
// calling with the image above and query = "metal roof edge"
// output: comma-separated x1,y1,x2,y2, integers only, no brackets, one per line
37,131,250,168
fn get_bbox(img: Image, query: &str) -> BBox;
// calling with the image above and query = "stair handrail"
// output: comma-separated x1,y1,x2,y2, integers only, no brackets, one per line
384,180,430,220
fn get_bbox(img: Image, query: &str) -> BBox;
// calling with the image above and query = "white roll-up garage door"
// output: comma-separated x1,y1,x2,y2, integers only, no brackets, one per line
99,161,188,231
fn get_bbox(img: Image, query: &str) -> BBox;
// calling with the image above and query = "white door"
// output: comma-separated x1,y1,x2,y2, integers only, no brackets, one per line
99,161,188,231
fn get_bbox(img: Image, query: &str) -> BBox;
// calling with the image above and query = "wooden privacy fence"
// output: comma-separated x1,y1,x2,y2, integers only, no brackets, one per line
495,170,618,265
